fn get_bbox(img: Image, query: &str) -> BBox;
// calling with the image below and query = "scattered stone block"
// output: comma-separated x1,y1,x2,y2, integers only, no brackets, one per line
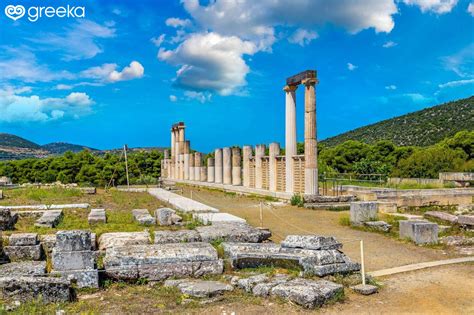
440,235,474,246
171,213,183,224
351,284,378,295
456,204,473,215
154,230,201,244
51,270,99,289
80,187,96,194
377,202,398,213
164,279,233,298
52,250,95,271
424,211,458,224
350,202,378,225
197,222,271,243
252,274,290,297
237,274,269,292
0,209,18,230
270,278,343,309
0,276,73,303
88,209,106,224
148,188,219,213
155,208,175,226
39,234,56,253
104,243,223,281
4,245,42,261
132,209,155,225
457,215,474,227
98,232,150,251
0,261,46,277
399,220,438,244
193,212,246,225
9,233,38,246
55,230,91,252
364,221,392,232
34,210,63,228
281,235,342,250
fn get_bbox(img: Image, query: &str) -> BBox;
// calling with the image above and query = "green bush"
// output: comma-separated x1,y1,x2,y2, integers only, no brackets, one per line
290,194,304,207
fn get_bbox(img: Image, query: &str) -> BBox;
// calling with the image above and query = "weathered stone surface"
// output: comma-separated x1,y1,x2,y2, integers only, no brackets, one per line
424,211,458,224
0,209,18,230
52,250,95,271
104,243,223,281
4,245,42,261
252,274,290,297
304,195,356,203
364,221,392,232
223,242,360,277
34,210,63,228
9,233,38,246
377,202,397,213
154,230,201,244
281,235,342,250
98,232,150,251
0,190,2,200
270,278,344,309
456,204,474,215
351,284,378,295
197,222,271,243
39,234,56,253
80,187,96,194
52,270,99,289
171,213,183,224
350,202,378,225
440,235,474,246
88,208,106,224
132,209,155,225
0,276,73,303
194,212,246,224
0,261,46,277
148,188,219,213
237,274,269,292
458,215,474,227
56,230,91,252
164,279,233,298
399,220,438,244
155,208,175,226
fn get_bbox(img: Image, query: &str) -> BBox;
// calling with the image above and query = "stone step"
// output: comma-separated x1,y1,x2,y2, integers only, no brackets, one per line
304,203,350,210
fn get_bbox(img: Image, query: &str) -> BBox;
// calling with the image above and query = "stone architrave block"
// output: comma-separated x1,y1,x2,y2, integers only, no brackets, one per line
51,250,95,271
399,220,438,244
55,230,91,252
88,209,106,224
350,202,378,225
0,276,73,303
9,233,38,246
34,210,63,228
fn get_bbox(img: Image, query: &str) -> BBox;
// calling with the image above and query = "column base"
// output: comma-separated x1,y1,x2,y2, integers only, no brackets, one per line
304,168,318,196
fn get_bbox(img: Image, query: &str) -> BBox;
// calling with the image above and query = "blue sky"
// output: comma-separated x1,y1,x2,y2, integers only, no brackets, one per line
0,0,473,152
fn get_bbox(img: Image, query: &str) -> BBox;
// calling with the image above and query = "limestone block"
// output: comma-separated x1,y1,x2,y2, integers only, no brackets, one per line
52,270,99,288
0,276,73,303
80,187,96,194
9,233,38,246
363,221,392,232
193,212,246,225
281,235,342,250
377,202,398,213
237,274,269,292
0,209,18,230
55,230,91,252
0,261,46,277
458,215,474,227
88,208,106,224
164,279,233,298
132,209,155,225
154,230,201,244
351,284,378,295
399,220,438,244
34,210,63,228
39,234,56,254
155,208,175,226
350,202,378,225
424,211,458,224
197,222,271,243
98,232,150,251
52,249,95,271
252,274,290,297
4,245,42,261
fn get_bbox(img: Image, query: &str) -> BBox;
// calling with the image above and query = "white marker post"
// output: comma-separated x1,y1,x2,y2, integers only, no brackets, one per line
259,202,263,228
360,240,366,286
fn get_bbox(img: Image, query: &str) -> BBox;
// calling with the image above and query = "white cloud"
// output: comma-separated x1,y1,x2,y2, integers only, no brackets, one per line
468,2,474,16
184,91,212,103
56,84,73,91
347,63,358,71
158,32,257,95
0,89,94,123
402,0,458,14
151,34,166,47
438,78,474,88
169,95,178,102
442,44,474,77
288,29,318,46
166,18,192,28
30,20,116,60
81,61,144,83
383,41,397,48
385,85,397,90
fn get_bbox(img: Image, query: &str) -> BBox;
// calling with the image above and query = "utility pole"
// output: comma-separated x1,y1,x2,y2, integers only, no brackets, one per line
124,144,130,189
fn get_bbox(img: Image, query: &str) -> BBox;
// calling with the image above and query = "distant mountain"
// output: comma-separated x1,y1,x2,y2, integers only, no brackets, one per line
322,96,474,147
0,133,40,149
42,142,97,154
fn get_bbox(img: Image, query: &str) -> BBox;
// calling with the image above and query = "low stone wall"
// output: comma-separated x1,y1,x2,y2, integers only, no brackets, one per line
387,177,442,186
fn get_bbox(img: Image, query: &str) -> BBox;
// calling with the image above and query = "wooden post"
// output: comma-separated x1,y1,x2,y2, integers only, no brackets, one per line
259,202,263,228
360,240,366,286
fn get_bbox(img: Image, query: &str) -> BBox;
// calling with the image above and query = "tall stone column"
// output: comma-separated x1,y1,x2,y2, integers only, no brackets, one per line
163,149,170,179
207,158,215,182
194,152,202,181
284,85,298,194
174,128,180,179
255,144,266,189
215,149,223,184
189,152,195,181
200,166,207,182
232,147,242,186
223,147,232,185
269,142,280,192
178,125,185,180
242,146,252,187
303,78,318,195
170,128,175,179
183,141,190,180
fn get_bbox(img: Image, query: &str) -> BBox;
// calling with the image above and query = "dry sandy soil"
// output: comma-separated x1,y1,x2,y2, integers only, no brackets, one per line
178,185,474,314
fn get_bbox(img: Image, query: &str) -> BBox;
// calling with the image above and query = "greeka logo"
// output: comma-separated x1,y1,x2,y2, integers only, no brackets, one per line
4,4,85,22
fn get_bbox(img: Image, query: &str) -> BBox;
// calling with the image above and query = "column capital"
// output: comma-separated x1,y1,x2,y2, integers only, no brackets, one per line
302,78,318,86
283,85,298,92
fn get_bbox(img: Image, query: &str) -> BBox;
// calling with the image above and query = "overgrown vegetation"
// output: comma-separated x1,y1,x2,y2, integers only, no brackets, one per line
290,194,304,207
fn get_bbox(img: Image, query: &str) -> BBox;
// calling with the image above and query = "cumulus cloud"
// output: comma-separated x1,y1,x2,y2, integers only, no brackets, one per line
184,91,212,103
158,32,257,95
29,20,116,60
288,29,318,46
383,41,398,48
166,18,192,28
402,0,458,14
151,34,166,47
347,63,358,71
468,2,474,16
80,61,144,83
0,89,94,123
